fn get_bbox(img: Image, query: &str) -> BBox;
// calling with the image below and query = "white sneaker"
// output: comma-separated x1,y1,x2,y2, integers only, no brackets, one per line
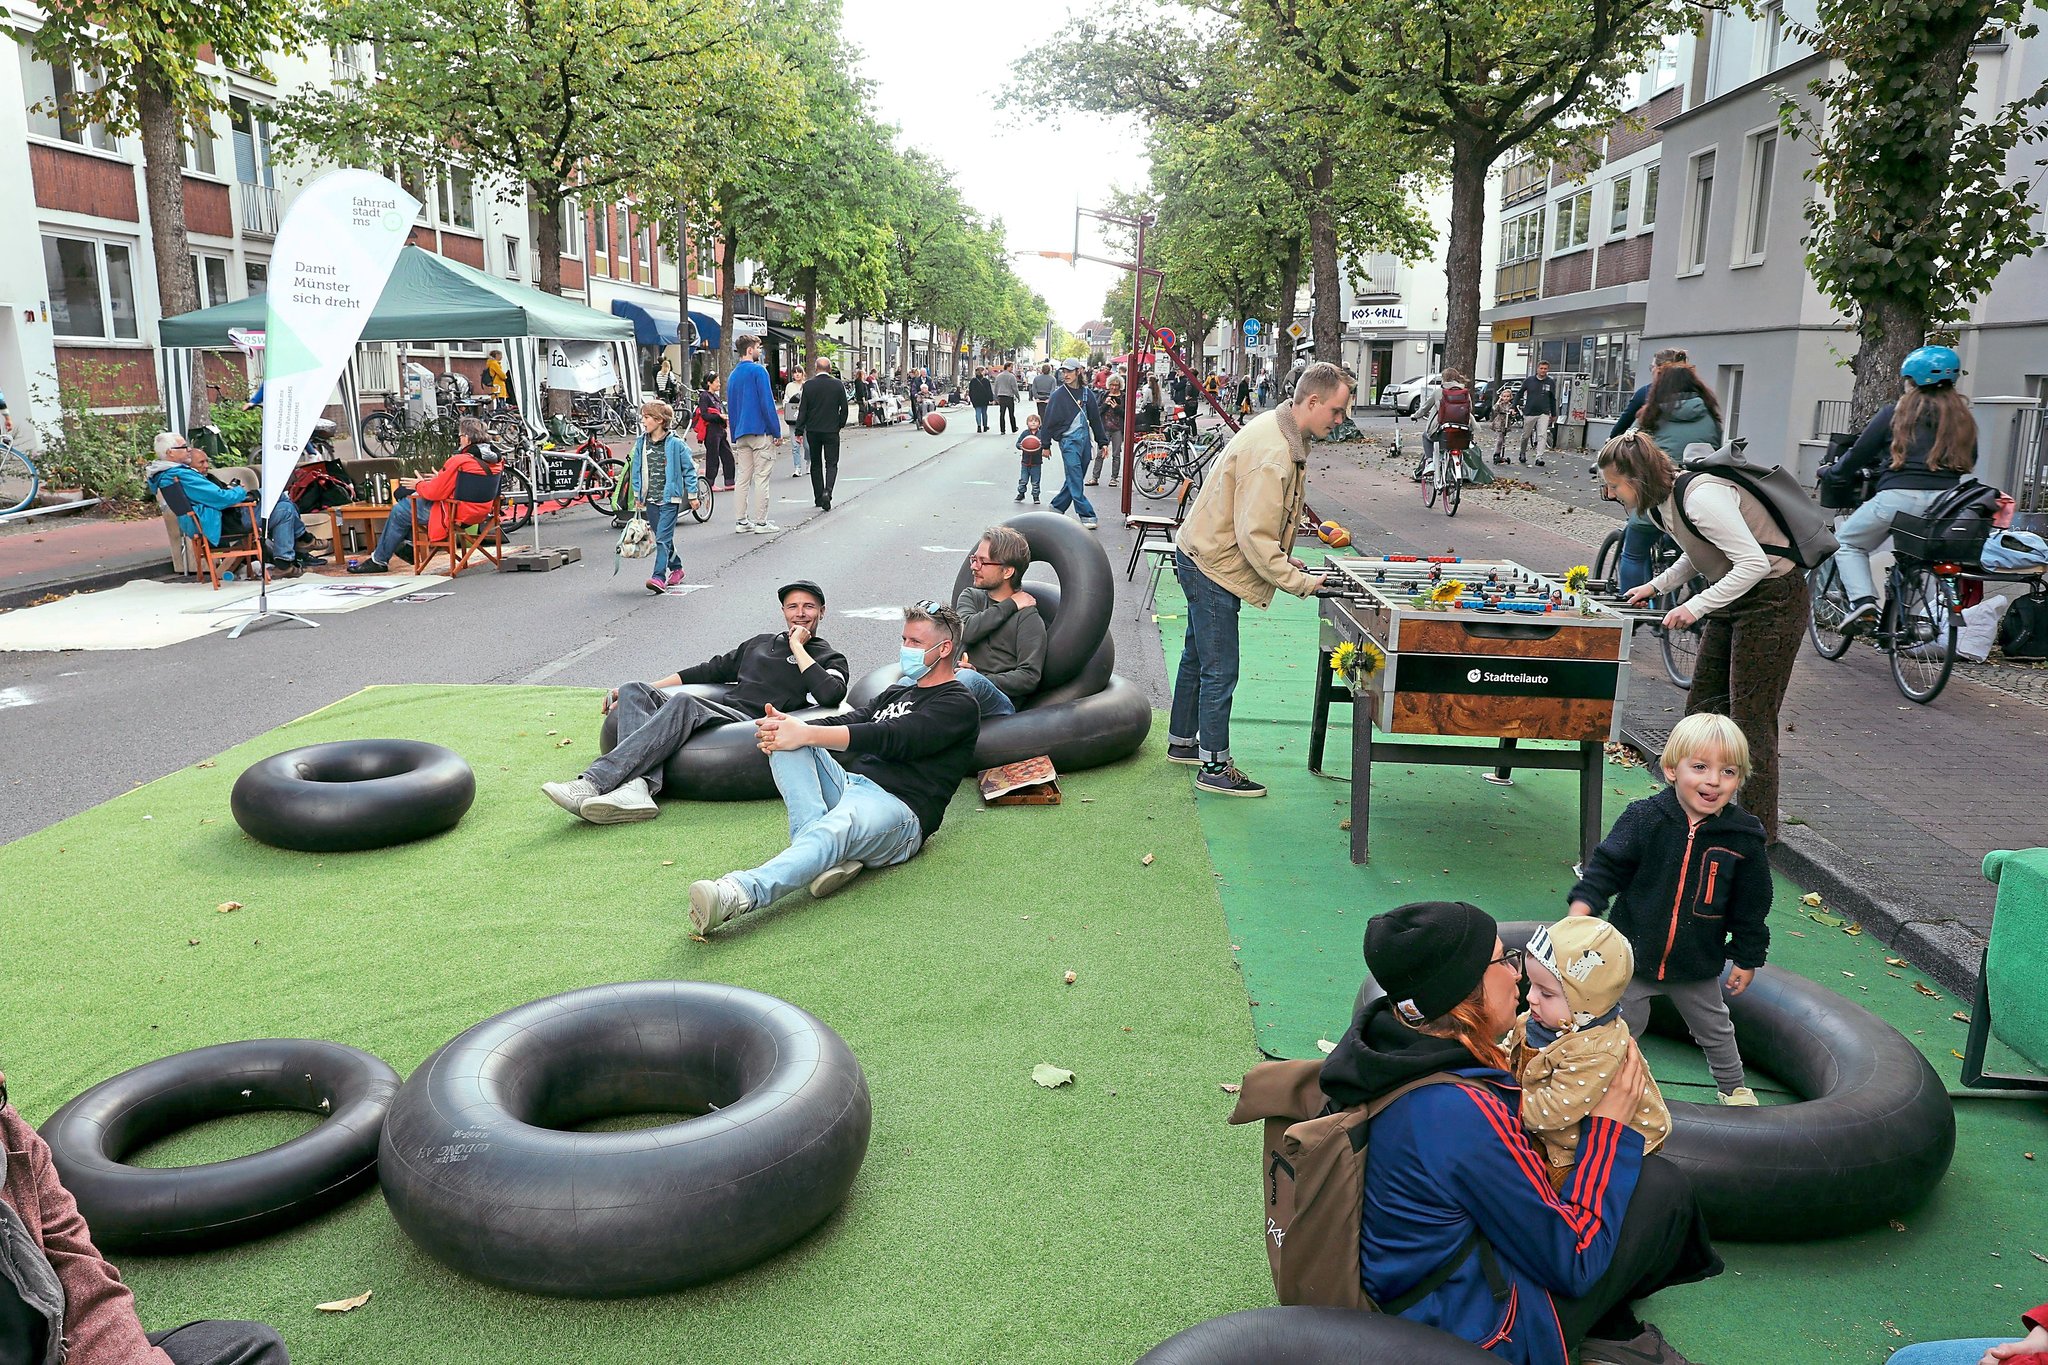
1718,1086,1759,1107
733,520,754,534
688,877,750,935
809,859,865,899
541,777,599,818
580,777,659,824
753,520,782,534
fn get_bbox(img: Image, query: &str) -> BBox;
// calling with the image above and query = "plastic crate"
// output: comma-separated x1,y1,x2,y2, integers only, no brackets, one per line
1890,510,1990,565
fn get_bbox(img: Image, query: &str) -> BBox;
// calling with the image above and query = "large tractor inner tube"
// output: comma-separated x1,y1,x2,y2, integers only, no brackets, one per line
379,981,872,1298
597,687,833,802
1139,1307,1498,1363
42,1039,399,1252
1352,922,1956,1240
231,739,475,852
950,511,1111,690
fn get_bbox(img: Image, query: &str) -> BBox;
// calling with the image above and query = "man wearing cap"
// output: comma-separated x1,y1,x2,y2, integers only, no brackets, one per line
543,581,849,823
1040,358,1110,530
1318,900,1721,1365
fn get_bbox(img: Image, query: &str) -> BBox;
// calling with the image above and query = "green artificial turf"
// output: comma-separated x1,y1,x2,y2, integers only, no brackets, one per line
0,685,1270,1363
1156,578,2048,1362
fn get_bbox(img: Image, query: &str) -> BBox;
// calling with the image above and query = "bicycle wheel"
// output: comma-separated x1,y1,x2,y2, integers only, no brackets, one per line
1659,577,1706,690
689,474,714,523
1593,529,1624,587
360,412,400,459
1807,559,1855,660
582,458,625,509
488,413,525,448
1889,569,1958,703
1446,474,1462,517
1424,468,1439,508
0,443,40,515
499,466,534,535
1133,443,1175,499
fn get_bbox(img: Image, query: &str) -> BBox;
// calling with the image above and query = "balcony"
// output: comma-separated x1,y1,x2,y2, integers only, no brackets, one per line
1501,157,1546,208
239,181,280,238
1355,253,1401,296
1494,259,1541,305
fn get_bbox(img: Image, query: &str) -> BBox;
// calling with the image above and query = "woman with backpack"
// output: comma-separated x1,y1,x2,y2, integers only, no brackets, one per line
1603,430,1809,843
1323,900,1721,1365
1821,346,1978,631
1612,355,1722,590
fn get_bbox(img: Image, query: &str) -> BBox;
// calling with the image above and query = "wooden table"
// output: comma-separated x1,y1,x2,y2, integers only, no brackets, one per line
330,502,395,557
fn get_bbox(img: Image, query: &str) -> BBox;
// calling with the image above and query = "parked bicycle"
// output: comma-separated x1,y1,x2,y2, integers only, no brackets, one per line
1593,520,1709,690
360,393,458,459
1132,414,1226,500
498,424,623,535
0,436,38,516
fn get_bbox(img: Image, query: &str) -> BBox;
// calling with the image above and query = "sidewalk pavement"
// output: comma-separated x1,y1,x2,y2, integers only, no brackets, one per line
0,515,173,610
1142,411,2043,995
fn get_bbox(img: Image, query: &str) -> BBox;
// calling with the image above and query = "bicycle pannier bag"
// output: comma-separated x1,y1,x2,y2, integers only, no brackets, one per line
1887,481,2002,565
1674,438,1838,568
2000,595,2048,661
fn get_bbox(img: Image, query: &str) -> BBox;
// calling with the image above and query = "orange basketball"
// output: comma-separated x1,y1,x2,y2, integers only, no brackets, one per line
922,412,947,435
1020,434,1041,452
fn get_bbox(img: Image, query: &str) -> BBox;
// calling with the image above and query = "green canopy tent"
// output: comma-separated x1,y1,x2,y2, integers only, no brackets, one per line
157,247,639,546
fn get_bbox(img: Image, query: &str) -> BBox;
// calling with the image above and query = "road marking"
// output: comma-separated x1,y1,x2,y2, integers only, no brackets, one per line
840,606,905,620
0,687,33,710
921,546,970,553
518,635,617,684
658,584,712,597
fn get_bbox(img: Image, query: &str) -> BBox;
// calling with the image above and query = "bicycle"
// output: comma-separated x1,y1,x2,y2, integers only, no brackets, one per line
0,435,38,516
1424,434,1468,516
1808,547,1960,704
1132,417,1225,500
1593,521,1708,690
497,427,623,535
360,394,458,459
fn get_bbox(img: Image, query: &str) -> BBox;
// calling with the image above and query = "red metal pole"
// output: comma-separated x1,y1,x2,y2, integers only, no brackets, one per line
1121,217,1145,519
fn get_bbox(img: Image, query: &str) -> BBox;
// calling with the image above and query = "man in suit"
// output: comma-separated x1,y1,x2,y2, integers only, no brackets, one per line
798,358,850,510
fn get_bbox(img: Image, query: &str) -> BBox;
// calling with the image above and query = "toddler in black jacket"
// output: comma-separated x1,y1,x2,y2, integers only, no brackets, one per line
1568,714,1771,1105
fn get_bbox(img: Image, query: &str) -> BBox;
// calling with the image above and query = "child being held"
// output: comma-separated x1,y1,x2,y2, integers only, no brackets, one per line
1511,917,1671,1188
1569,712,1772,1105
1015,415,1045,503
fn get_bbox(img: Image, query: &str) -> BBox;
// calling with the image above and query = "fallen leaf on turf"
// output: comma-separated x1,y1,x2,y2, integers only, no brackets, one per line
1316,1038,1337,1055
556,738,573,748
1801,892,1823,906
1888,972,1903,979
1220,1083,1241,1094
186,939,200,947
1339,818,1352,831
2027,1153,2036,1160
1888,1219,1906,1233
195,760,216,770
199,818,215,824
1141,853,1154,866
1952,1011,1971,1023
1912,982,1942,999
1842,971,1855,978
660,860,674,867
216,901,242,914
1063,971,1077,985
1807,910,1845,927
1882,1321,1902,1337
1789,930,1806,937
316,1291,372,1313
1844,925,1863,936
2034,1251,2048,1264
545,730,558,736
1031,1064,1074,1089
1886,957,1908,967
1952,1050,1966,1060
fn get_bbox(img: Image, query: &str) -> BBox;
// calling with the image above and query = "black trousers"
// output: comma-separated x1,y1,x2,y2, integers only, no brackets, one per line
1550,1155,1723,1345
150,1320,289,1364
807,431,841,505
996,396,1017,433
583,683,750,798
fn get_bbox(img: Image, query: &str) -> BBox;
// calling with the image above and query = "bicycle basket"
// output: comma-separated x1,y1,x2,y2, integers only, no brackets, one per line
1890,510,1991,566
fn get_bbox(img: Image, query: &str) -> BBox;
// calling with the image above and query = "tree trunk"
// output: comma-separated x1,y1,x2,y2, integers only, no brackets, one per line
1850,298,1923,431
717,221,736,383
533,181,563,297
800,267,819,370
1442,140,1492,381
1275,235,1302,377
136,71,204,425
1309,155,1344,368
899,317,912,380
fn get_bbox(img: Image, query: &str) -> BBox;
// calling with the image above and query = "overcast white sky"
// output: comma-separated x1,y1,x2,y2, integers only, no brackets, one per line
839,0,1137,334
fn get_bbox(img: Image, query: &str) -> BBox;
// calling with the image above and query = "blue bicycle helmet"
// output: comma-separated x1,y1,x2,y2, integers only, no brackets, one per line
1900,345,1961,387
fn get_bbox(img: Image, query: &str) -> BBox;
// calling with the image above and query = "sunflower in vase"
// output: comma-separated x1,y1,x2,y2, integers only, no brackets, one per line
1563,564,1592,613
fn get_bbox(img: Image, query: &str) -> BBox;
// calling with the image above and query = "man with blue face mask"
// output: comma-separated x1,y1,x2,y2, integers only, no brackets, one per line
688,602,982,935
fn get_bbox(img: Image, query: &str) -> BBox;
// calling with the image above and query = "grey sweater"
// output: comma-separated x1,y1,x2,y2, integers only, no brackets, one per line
954,587,1048,701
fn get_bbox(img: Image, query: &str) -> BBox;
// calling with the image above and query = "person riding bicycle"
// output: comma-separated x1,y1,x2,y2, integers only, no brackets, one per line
1821,346,1979,632
1612,354,1721,592
1423,370,1477,486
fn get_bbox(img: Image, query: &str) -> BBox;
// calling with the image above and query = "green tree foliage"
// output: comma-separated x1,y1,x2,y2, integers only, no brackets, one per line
1777,0,2048,423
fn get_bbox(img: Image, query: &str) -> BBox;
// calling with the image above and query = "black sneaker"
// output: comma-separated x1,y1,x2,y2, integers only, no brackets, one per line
1842,598,1880,632
1195,766,1267,798
347,558,390,575
1579,1322,1697,1365
1167,741,1200,765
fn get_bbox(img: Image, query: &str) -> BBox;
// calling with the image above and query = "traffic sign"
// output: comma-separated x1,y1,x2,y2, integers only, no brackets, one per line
1286,321,1306,340
1243,318,1261,338
1153,326,1178,349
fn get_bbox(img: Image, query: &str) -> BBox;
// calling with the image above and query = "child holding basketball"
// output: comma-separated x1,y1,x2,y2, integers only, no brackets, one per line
1568,713,1772,1106
1014,414,1044,503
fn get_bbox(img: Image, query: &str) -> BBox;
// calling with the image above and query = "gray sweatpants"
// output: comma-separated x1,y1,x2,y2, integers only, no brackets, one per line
583,682,750,797
1619,972,1747,1094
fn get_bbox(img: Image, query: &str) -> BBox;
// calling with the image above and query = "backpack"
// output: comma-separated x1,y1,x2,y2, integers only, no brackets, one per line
1999,595,2048,661
1671,438,1839,568
284,459,358,513
1227,1059,1498,1311
1436,386,1472,431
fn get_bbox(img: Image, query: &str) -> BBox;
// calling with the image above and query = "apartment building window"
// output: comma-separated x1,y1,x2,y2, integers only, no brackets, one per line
228,97,275,188
635,222,651,268
245,259,269,296
1737,130,1776,264
437,165,477,232
190,252,230,309
1642,165,1660,227
182,118,217,176
1719,365,1745,439
1553,190,1592,252
503,236,523,279
1500,209,1543,264
1608,175,1633,237
20,52,118,152
43,235,140,340
1758,1,1785,73
1682,151,1715,273
331,43,364,83
559,202,584,258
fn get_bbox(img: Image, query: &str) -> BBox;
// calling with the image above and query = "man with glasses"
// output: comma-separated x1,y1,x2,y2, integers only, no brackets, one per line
952,525,1046,718
144,431,322,574
688,602,981,935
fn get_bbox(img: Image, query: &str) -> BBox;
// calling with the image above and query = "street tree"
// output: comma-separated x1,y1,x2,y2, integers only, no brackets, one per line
26,0,307,419
877,150,972,379
1778,0,2048,423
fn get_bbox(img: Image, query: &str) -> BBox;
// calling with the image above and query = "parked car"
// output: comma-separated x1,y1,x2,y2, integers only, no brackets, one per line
1383,373,1442,417
1475,377,1526,422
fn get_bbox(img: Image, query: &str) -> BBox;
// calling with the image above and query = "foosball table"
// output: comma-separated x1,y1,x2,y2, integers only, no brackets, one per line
1309,556,1666,865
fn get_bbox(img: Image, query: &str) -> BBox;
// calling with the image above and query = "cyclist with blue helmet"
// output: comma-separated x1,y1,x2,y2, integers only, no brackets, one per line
1822,345,1979,630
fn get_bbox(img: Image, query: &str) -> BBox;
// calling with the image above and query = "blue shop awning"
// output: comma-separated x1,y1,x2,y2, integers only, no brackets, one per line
610,298,681,347
686,310,722,350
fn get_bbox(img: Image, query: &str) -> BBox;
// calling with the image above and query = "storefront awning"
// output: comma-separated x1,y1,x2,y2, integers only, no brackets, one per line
610,298,681,347
686,310,721,350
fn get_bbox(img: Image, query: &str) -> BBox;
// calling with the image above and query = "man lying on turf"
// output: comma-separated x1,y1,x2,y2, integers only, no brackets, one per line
0,1072,289,1365
543,580,850,823
688,602,981,934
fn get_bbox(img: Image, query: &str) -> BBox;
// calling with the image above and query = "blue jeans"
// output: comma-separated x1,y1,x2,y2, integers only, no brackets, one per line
226,497,308,562
646,500,679,579
372,494,425,564
956,669,1016,717
1834,486,1949,604
789,427,806,473
1886,1343,2008,1364
1017,461,1041,498
728,748,923,910
973,403,989,431
1047,425,1097,522
1617,513,1662,593
1168,554,1243,764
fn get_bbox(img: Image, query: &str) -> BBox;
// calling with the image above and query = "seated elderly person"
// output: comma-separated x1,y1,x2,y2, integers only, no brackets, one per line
145,433,322,574
687,603,981,934
346,418,501,574
543,580,850,823
0,1070,289,1364
951,524,1047,718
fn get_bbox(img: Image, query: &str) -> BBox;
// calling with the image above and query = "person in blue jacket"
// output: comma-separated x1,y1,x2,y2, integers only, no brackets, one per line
1322,900,1721,1365
144,432,318,573
1039,358,1110,530
725,333,783,535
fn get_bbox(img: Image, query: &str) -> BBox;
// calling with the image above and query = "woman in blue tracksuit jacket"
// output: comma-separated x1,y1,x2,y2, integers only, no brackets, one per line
1323,901,1721,1365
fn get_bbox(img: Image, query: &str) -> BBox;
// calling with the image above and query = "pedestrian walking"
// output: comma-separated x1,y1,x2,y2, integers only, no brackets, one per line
1614,358,1723,590
992,363,1020,433
1088,374,1125,486
782,368,808,478
1520,360,1558,463
1014,414,1044,502
1030,363,1056,425
1137,376,1164,433
695,375,734,490
630,399,701,593
799,357,849,511
1040,358,1109,529
1236,373,1251,417
727,334,783,534
968,367,994,433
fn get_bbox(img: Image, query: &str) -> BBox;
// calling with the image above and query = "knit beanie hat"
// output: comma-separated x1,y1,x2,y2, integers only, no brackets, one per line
1365,901,1498,1027
1527,917,1634,1027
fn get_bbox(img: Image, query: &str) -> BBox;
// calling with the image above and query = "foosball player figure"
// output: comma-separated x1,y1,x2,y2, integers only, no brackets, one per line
1374,567,1387,584
1429,564,1444,584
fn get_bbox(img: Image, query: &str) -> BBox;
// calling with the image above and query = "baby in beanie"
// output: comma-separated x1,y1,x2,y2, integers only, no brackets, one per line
1510,917,1672,1187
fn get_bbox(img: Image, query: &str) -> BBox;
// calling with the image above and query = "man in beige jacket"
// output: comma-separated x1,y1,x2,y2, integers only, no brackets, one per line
1169,361,1354,796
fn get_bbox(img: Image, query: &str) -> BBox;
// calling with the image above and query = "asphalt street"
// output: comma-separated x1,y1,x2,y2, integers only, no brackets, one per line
0,413,1170,844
